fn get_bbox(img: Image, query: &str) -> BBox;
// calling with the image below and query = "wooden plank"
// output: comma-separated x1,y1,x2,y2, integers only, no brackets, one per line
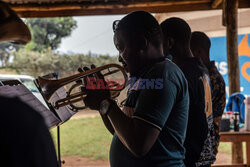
11,0,211,12
247,142,250,166
212,0,223,8
212,164,246,167
14,2,213,18
224,0,242,164
220,131,250,135
220,133,250,142
5,0,249,18
232,142,244,164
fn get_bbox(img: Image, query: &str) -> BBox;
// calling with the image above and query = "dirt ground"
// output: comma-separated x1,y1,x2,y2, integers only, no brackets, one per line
61,156,109,167
61,152,232,167
71,110,99,119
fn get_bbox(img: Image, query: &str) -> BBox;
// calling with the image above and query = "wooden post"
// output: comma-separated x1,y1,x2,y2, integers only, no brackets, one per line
224,0,243,164
247,142,250,166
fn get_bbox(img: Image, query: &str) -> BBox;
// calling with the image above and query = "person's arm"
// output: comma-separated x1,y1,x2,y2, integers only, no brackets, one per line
105,79,176,157
79,65,115,135
106,103,160,157
83,66,176,157
100,115,115,135
211,73,226,117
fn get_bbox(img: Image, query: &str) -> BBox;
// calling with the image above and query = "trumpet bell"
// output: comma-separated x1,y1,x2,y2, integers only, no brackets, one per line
35,64,127,112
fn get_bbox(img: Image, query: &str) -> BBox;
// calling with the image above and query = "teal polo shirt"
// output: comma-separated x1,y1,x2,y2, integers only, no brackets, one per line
109,59,189,167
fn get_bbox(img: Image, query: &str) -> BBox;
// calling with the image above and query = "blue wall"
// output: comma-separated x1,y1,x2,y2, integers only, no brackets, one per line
210,34,250,98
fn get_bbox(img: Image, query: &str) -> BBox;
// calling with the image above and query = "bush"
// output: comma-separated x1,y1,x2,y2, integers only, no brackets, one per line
9,49,118,77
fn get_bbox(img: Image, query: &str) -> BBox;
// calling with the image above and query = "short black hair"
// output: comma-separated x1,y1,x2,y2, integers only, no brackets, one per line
190,31,211,56
113,11,163,48
160,17,191,46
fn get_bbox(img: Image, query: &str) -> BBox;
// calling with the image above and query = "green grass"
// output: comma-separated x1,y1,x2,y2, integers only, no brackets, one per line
218,142,246,154
50,117,246,161
218,142,232,154
50,116,112,160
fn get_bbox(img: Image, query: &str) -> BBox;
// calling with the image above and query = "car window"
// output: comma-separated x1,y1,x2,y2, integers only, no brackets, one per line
20,79,39,93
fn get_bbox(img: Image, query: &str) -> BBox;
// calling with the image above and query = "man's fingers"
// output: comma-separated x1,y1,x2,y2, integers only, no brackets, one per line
84,95,100,110
90,64,100,80
81,67,89,86
78,67,84,73
91,64,105,82
76,66,89,86
82,66,97,87
76,67,84,84
83,66,90,71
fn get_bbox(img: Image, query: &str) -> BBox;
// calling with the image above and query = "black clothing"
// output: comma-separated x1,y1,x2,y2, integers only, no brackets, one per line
206,61,226,161
178,58,212,167
0,96,58,167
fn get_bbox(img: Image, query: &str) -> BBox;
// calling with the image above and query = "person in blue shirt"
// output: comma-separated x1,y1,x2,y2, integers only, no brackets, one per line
81,11,189,167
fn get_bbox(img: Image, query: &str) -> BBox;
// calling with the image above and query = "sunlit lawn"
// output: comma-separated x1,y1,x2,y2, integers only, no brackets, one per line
50,116,245,161
218,142,232,154
50,116,112,160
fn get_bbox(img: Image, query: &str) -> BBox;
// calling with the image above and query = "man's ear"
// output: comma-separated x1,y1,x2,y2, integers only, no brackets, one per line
191,48,201,57
168,37,174,49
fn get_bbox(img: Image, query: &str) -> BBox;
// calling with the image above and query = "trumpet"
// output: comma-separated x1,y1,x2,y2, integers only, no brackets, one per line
35,64,127,112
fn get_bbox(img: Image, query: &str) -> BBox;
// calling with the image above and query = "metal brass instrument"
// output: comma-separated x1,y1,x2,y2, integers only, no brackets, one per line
35,64,127,112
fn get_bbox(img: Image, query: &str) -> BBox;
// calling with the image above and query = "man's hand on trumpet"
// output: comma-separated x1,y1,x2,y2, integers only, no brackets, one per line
78,64,116,135
78,64,111,111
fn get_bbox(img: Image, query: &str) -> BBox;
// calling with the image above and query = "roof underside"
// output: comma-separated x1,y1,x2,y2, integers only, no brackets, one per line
3,0,250,18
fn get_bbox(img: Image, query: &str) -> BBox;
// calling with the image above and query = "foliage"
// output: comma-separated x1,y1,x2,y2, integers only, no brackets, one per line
50,116,113,159
9,49,118,77
25,17,77,52
0,17,77,67
0,42,21,66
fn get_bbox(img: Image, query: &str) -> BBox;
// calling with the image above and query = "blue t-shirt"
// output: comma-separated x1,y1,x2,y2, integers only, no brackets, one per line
109,59,189,167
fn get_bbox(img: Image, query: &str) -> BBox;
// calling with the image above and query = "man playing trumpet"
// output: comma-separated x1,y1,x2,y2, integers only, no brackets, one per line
82,11,189,167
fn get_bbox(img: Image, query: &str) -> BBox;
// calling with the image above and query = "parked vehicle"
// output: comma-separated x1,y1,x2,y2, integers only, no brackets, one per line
0,74,47,107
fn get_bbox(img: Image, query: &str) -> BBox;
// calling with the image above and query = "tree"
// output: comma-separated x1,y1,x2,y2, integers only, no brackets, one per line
0,17,77,67
0,42,20,67
25,17,77,52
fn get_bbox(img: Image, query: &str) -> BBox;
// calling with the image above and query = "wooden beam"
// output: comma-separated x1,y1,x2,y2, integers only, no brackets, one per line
7,0,215,17
220,132,250,142
247,142,250,167
14,2,214,18
11,0,211,12
212,0,223,8
6,0,249,18
225,0,241,100
225,0,243,164
212,164,246,167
